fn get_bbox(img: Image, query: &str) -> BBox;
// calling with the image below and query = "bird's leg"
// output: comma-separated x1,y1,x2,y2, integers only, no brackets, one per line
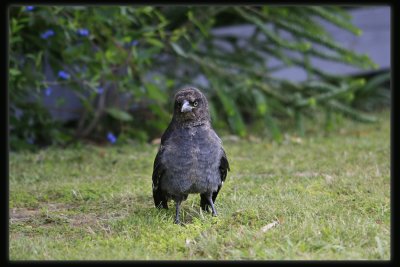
200,193,210,212
174,200,182,224
207,194,218,217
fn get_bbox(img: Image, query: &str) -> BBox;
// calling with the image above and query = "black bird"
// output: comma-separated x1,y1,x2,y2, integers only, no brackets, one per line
152,87,230,224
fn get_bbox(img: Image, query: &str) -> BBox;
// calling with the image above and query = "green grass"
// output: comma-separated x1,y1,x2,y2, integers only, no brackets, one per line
9,111,390,260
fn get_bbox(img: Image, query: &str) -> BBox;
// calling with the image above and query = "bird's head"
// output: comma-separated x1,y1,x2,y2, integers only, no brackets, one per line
172,87,210,126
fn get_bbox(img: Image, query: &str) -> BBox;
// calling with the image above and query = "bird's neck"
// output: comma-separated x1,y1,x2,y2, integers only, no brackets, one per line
177,119,210,129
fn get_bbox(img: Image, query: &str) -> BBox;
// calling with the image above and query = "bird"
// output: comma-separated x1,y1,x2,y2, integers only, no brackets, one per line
152,87,230,224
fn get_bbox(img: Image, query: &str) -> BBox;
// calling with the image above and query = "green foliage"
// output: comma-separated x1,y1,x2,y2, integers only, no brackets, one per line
352,72,391,111
105,108,133,122
9,6,384,150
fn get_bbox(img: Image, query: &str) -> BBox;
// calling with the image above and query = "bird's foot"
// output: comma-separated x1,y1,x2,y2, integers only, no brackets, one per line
201,206,210,212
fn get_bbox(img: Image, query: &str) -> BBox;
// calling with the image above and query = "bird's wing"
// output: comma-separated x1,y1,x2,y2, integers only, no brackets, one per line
210,148,230,203
152,147,168,208
152,120,174,191
152,121,176,208
152,147,164,191
219,148,230,183
160,120,175,144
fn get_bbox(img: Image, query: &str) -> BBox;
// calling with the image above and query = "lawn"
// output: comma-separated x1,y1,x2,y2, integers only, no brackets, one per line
9,110,390,260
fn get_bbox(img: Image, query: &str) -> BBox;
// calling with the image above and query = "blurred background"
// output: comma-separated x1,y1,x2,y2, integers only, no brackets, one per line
8,5,391,151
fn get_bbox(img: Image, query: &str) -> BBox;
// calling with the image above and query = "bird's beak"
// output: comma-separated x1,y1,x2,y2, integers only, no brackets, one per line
181,100,193,113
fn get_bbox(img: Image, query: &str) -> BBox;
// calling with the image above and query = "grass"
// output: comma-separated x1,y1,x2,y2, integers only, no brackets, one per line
9,110,390,260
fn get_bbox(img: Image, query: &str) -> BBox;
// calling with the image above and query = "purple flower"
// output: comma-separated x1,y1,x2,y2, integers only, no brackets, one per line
45,87,52,96
131,40,139,46
58,70,70,80
40,29,54,39
14,108,23,119
97,87,104,94
25,6,35,11
107,132,117,144
77,28,90,37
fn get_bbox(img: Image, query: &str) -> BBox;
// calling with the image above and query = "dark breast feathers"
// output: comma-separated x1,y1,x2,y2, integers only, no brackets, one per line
160,125,223,196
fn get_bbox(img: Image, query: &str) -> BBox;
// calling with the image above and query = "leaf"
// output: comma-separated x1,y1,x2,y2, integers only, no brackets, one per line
122,36,132,43
9,68,21,76
188,10,209,37
142,6,154,14
260,220,280,232
106,108,133,121
215,88,235,116
105,49,116,61
328,100,377,123
308,97,317,107
252,89,268,115
145,83,167,103
136,47,161,64
216,89,246,136
11,18,24,34
361,72,390,95
307,6,362,36
146,38,164,48
35,51,43,67
170,42,187,58
170,28,187,42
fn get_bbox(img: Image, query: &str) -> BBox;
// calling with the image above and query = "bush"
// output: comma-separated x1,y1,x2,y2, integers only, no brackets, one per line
9,6,382,150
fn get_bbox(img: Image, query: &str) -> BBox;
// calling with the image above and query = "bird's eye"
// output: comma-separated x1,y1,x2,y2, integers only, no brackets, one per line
193,101,198,107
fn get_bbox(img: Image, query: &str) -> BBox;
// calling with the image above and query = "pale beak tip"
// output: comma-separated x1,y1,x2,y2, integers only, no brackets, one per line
181,100,193,113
